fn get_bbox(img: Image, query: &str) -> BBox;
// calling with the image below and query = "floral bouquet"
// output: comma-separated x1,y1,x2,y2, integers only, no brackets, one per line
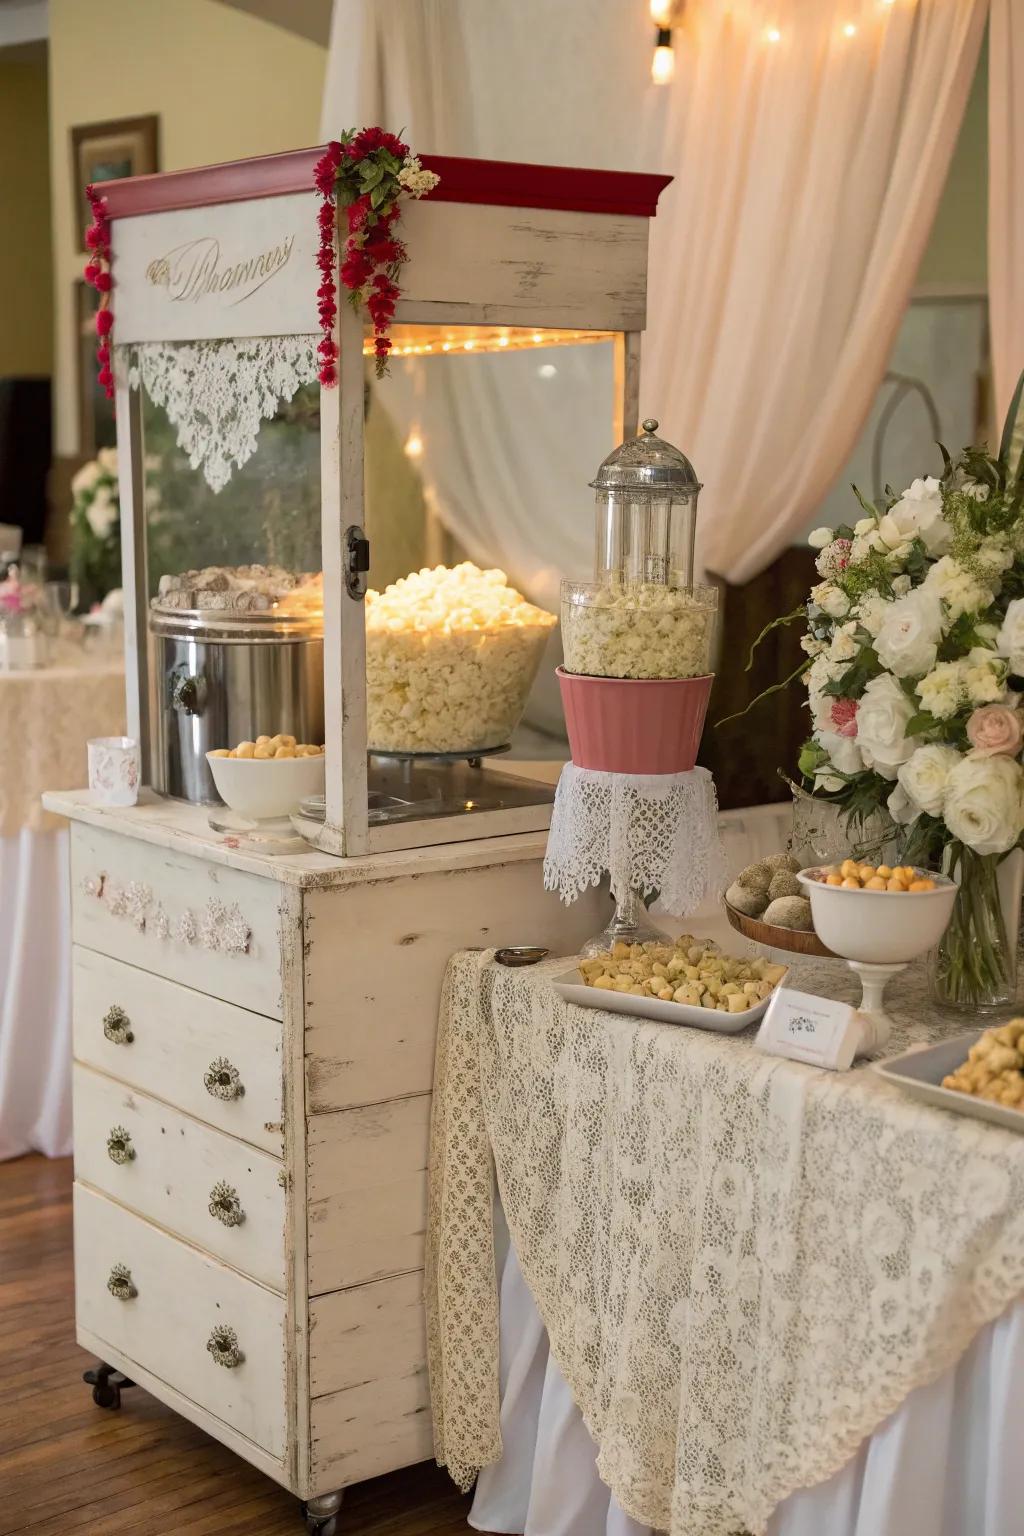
69,446,120,609
753,375,1024,1010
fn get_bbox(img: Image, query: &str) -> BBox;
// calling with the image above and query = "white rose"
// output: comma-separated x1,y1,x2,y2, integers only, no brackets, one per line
813,729,863,791
97,446,118,475
944,754,1024,856
850,536,873,564
855,673,916,777
916,661,966,720
874,587,943,678
856,591,889,639
71,460,102,499
884,476,951,555
887,782,918,826
85,489,118,540
854,517,876,538
828,628,858,664
812,583,851,619
897,743,962,817
808,527,834,550
923,556,992,622
996,598,1024,674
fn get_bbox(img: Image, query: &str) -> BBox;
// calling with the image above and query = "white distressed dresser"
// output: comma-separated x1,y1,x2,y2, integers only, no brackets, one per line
45,788,603,1532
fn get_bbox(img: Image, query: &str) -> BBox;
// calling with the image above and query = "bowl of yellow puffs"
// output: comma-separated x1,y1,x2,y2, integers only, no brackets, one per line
798,858,957,964
207,735,326,821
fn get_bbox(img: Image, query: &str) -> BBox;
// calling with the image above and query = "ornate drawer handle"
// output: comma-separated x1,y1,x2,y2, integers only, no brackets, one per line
209,1181,245,1228
207,1325,243,1369
106,1126,135,1164
107,1263,137,1301
102,1005,134,1044
204,1058,245,1101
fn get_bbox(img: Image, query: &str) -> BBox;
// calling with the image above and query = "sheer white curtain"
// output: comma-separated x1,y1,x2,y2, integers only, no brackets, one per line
321,0,986,589
989,0,1024,428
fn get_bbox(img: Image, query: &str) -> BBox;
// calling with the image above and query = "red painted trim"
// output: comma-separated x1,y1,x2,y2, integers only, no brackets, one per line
99,147,671,222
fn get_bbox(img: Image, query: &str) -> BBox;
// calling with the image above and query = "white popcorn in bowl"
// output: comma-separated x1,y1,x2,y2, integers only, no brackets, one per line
561,581,717,679
365,563,557,753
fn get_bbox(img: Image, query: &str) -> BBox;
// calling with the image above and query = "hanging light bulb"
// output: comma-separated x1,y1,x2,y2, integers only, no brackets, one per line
649,0,674,22
404,429,424,459
651,29,675,84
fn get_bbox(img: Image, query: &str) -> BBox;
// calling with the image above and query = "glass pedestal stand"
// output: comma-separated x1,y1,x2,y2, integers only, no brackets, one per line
580,886,667,958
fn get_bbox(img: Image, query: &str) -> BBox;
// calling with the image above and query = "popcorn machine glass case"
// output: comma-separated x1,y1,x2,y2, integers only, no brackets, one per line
105,150,670,856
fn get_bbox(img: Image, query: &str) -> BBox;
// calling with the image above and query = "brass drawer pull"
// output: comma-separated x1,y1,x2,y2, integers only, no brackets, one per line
208,1181,245,1228
102,1005,134,1044
107,1263,137,1301
204,1058,244,1101
106,1126,135,1164
207,1325,243,1369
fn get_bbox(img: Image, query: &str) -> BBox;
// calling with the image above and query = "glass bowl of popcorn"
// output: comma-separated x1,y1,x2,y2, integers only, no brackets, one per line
560,579,718,680
365,563,557,754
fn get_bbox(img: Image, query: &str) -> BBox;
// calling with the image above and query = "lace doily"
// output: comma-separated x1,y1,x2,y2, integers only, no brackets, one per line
121,336,320,492
543,764,725,916
427,950,1024,1535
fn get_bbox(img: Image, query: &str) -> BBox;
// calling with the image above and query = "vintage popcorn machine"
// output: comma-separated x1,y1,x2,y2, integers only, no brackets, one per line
102,149,672,858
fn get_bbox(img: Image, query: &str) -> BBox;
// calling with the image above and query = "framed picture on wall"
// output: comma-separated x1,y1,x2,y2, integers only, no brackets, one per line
71,115,159,249
75,280,117,459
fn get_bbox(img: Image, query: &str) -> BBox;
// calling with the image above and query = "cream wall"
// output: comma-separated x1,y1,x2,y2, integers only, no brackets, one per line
47,0,326,456
0,49,52,377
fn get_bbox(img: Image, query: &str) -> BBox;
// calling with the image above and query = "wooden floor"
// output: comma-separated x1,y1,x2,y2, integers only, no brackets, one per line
0,1155,476,1535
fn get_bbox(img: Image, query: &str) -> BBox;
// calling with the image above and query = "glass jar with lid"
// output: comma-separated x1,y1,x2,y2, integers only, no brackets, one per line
561,419,718,679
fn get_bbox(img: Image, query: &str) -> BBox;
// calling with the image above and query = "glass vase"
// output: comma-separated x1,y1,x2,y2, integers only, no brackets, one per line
785,775,895,869
930,846,1022,1014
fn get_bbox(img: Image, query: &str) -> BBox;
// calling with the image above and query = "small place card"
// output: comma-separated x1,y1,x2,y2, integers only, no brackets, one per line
756,987,865,1072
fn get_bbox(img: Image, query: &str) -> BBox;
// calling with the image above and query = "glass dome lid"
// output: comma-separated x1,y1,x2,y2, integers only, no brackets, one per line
590,418,701,495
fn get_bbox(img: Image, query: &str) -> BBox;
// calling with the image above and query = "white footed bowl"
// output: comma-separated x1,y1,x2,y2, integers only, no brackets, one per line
797,867,958,964
207,751,326,822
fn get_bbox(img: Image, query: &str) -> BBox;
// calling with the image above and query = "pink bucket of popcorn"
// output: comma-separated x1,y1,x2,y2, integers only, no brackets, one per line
557,669,713,775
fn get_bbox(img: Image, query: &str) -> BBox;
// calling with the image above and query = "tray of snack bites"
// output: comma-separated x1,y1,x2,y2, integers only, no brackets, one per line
873,1021,1024,1134
552,935,789,1034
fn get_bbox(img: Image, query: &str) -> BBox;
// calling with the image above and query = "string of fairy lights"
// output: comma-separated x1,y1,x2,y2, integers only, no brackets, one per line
649,0,900,85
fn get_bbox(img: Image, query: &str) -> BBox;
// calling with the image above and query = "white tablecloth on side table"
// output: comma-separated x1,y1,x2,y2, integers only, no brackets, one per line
471,1224,1024,1536
0,649,123,1160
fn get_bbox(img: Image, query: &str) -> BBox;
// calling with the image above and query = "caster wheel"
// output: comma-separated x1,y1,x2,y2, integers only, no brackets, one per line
83,1363,135,1411
91,1382,121,1409
302,1512,338,1535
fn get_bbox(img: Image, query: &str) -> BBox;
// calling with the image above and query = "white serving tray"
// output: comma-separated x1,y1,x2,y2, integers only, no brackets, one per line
873,1033,1024,1135
551,967,787,1034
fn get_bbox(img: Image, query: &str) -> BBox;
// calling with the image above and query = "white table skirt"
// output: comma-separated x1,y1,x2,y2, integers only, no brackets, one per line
471,1221,1024,1536
0,827,72,1160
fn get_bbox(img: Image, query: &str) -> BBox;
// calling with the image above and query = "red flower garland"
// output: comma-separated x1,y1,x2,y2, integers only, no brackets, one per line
83,186,115,401
314,128,439,384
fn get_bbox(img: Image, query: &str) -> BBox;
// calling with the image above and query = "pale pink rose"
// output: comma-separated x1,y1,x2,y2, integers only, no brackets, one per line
966,704,1024,757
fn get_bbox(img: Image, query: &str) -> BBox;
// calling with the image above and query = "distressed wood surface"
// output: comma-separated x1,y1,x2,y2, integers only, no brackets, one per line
73,1183,288,1459
73,1065,286,1292
304,864,607,1112
310,1369,434,1492
306,1096,430,1294
46,788,564,888
70,822,284,1016
308,1270,426,1400
72,947,284,1155
395,201,650,331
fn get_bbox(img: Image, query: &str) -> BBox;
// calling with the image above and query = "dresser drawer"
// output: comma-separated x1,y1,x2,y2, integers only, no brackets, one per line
71,823,284,1018
73,948,283,1155
74,1064,286,1291
74,1182,287,1460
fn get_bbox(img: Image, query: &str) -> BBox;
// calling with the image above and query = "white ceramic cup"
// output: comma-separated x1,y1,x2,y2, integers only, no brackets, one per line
88,736,140,807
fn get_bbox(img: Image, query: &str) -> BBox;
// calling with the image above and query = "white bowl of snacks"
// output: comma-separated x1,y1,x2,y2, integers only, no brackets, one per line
798,858,957,964
207,735,325,821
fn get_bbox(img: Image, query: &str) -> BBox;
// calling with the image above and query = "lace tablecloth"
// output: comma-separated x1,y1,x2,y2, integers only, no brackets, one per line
0,647,124,835
426,951,1024,1536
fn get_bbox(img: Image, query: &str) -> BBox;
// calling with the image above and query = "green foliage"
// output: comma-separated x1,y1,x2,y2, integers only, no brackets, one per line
821,645,881,699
